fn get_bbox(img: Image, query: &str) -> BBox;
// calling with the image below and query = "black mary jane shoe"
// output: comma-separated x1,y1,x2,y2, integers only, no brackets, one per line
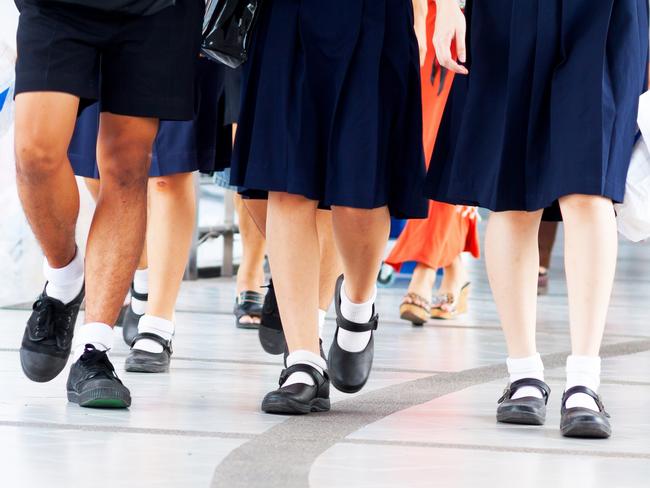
327,276,378,394
261,364,331,415
234,290,265,329
124,333,173,373
258,280,286,354
121,285,147,346
560,386,611,439
496,378,551,425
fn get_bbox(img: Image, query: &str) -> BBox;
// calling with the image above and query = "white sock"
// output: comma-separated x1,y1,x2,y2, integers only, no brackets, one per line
72,322,114,361
318,309,327,339
43,250,84,304
507,353,545,400
133,315,174,353
565,355,601,411
282,350,327,387
131,268,149,315
336,280,375,353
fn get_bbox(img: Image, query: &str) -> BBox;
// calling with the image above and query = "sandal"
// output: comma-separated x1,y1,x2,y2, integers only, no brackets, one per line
431,282,471,320
496,378,551,425
399,292,431,326
234,290,264,329
560,386,611,438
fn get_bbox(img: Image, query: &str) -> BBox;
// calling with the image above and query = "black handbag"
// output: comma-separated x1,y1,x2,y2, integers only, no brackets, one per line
201,0,262,68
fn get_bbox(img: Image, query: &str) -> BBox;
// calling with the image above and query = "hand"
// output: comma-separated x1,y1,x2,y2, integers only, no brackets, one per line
456,205,480,220
412,0,428,67
433,0,468,75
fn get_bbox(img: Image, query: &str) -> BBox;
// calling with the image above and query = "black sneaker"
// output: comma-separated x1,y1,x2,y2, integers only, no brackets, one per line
20,285,85,383
67,345,131,408
121,285,146,345
258,280,286,354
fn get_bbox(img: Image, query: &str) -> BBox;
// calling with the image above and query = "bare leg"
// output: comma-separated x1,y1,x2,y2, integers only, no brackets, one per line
14,92,80,268
84,113,158,325
330,206,390,302
538,221,559,272
559,195,616,356
266,192,320,355
406,264,438,301
234,194,266,324
485,210,543,358
144,172,196,321
242,198,269,237
316,210,342,311
438,255,468,295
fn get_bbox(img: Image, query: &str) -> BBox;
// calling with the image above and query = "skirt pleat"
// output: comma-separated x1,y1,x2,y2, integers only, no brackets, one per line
425,0,649,216
232,0,428,218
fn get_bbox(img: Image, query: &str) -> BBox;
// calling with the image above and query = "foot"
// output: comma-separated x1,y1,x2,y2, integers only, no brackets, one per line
121,285,146,345
67,345,131,408
538,268,549,295
328,276,378,394
496,378,551,426
20,285,85,383
431,282,471,320
125,333,172,373
261,364,330,415
399,292,431,326
258,280,286,355
284,339,326,365
234,290,264,329
560,386,611,438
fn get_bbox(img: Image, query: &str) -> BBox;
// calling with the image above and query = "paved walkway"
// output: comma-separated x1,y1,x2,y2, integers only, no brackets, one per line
1,233,649,487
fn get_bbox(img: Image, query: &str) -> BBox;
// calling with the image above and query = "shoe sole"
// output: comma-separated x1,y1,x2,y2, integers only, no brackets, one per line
20,349,68,383
236,319,260,330
262,397,330,415
124,362,169,373
561,420,611,439
497,408,546,426
68,388,131,409
399,306,427,326
258,324,286,355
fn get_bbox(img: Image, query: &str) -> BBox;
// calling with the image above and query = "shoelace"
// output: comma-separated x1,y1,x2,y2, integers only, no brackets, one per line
31,297,74,348
78,345,121,383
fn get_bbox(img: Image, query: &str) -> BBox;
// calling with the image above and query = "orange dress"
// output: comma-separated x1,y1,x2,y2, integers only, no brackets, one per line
385,2,480,272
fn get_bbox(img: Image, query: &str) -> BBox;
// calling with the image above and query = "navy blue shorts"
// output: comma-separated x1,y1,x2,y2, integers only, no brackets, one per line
69,58,233,178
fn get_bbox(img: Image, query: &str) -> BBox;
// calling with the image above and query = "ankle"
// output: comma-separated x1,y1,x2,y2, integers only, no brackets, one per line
507,353,545,399
73,322,114,360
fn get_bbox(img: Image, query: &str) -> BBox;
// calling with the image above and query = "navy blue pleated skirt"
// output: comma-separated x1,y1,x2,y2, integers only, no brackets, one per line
425,0,649,216
231,0,428,219
69,58,232,178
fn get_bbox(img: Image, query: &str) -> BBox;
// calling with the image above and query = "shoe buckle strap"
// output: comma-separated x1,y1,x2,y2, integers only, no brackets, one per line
131,332,172,353
336,314,379,333
279,363,327,387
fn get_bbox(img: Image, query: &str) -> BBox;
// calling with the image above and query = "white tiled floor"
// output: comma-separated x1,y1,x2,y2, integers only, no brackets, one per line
1,233,649,487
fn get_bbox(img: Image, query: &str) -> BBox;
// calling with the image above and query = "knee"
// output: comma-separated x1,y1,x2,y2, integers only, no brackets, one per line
559,194,613,217
149,173,193,196
269,191,316,209
15,139,66,183
99,137,152,191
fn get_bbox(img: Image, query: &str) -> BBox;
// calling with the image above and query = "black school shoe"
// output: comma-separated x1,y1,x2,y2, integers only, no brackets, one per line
121,285,147,346
261,364,330,415
560,386,611,438
328,276,378,394
124,333,173,373
67,345,131,408
20,285,85,383
258,280,286,354
497,378,551,425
